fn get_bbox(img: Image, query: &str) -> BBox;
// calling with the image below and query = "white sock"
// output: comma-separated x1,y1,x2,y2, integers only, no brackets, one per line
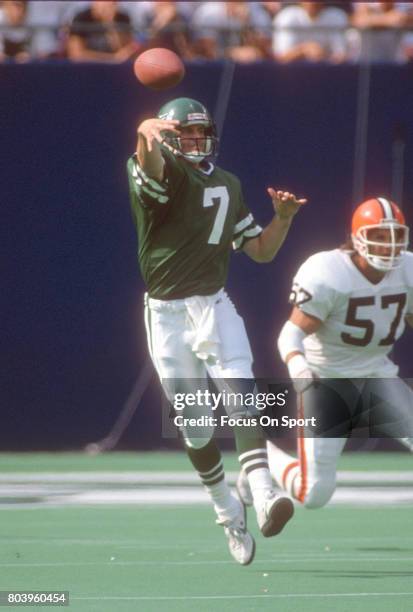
267,440,299,498
238,449,274,511
204,480,237,519
199,462,236,519
248,467,275,512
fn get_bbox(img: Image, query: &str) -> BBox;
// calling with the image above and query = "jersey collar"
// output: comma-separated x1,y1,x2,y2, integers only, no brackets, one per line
344,250,390,287
198,161,215,175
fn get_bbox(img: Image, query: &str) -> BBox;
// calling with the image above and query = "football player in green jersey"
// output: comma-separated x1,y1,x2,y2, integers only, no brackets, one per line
127,97,306,565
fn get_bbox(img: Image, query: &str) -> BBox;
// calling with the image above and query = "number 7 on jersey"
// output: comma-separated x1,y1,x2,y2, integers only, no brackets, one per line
203,186,229,245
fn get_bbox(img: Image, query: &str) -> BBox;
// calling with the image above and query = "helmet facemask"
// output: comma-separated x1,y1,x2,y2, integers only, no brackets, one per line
157,98,219,163
352,222,409,271
162,123,218,163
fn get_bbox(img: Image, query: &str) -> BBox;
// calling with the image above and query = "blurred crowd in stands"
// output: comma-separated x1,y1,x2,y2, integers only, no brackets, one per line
1,1,413,63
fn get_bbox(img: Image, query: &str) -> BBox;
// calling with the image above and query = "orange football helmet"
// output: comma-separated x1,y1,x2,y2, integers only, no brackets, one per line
351,197,409,271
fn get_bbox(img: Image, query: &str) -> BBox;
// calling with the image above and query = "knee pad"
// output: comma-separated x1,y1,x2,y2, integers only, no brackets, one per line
183,436,213,450
175,394,215,450
399,437,413,452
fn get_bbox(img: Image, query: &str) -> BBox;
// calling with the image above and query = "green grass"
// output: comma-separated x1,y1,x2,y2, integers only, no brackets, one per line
0,452,412,611
0,450,411,472
1,505,413,611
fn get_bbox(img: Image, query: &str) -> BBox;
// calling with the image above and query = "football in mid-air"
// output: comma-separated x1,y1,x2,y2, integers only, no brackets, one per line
133,48,185,90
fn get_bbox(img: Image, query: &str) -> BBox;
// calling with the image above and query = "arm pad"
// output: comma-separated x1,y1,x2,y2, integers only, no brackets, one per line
277,320,307,363
277,321,314,392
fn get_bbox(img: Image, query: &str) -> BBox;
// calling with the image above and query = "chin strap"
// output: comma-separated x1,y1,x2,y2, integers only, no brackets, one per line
183,153,206,163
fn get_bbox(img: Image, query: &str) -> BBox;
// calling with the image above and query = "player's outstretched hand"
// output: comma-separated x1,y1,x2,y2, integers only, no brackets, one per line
137,118,180,152
268,188,307,220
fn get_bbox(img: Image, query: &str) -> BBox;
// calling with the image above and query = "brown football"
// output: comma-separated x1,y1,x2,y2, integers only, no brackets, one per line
134,48,185,90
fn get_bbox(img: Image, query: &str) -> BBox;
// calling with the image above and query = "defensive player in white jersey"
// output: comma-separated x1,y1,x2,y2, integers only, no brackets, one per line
237,197,413,509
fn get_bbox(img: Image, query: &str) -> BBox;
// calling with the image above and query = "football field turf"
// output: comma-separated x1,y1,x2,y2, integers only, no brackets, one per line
0,452,412,612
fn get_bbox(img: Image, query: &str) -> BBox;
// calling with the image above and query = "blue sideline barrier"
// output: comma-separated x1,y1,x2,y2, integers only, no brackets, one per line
1,61,412,449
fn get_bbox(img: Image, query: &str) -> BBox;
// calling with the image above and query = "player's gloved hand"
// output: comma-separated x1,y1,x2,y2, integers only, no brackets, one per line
287,353,314,394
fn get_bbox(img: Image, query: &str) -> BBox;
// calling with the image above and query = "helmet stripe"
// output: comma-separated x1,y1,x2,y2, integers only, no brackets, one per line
377,197,395,220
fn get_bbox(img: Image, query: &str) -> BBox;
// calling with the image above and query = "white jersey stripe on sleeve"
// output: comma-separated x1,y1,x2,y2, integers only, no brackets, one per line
232,225,262,250
233,213,253,235
141,184,169,204
244,226,262,238
134,160,167,193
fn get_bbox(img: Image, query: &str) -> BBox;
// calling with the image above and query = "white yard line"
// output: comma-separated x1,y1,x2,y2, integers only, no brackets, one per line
2,557,413,568
63,592,413,601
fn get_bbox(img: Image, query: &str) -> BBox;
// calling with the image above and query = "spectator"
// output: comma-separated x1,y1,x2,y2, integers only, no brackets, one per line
0,1,84,61
260,2,282,21
139,1,194,59
0,1,31,61
66,0,139,62
273,2,349,63
191,1,274,62
119,0,153,47
350,2,413,62
175,1,199,23
25,1,87,59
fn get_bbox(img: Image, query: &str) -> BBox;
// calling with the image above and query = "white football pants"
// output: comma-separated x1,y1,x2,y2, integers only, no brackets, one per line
144,289,254,448
268,378,413,508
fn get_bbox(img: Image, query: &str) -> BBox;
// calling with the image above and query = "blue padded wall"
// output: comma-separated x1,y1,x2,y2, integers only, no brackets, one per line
1,61,412,448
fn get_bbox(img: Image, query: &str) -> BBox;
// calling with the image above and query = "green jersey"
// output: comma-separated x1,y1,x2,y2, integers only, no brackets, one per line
127,148,262,300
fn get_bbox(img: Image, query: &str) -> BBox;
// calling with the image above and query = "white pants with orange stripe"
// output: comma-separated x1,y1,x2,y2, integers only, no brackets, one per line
267,436,346,509
143,289,254,449
267,383,348,508
267,378,413,508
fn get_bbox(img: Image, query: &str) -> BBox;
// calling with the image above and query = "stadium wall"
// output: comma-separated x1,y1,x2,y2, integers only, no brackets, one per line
1,62,412,450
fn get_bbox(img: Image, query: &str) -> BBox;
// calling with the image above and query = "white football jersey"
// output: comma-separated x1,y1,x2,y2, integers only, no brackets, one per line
290,249,413,377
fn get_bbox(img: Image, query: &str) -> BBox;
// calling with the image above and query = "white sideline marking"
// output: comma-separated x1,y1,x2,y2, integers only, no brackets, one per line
0,471,412,484
0,471,412,508
0,486,412,508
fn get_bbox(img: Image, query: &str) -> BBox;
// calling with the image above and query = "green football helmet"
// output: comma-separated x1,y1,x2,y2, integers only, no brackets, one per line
157,97,218,163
